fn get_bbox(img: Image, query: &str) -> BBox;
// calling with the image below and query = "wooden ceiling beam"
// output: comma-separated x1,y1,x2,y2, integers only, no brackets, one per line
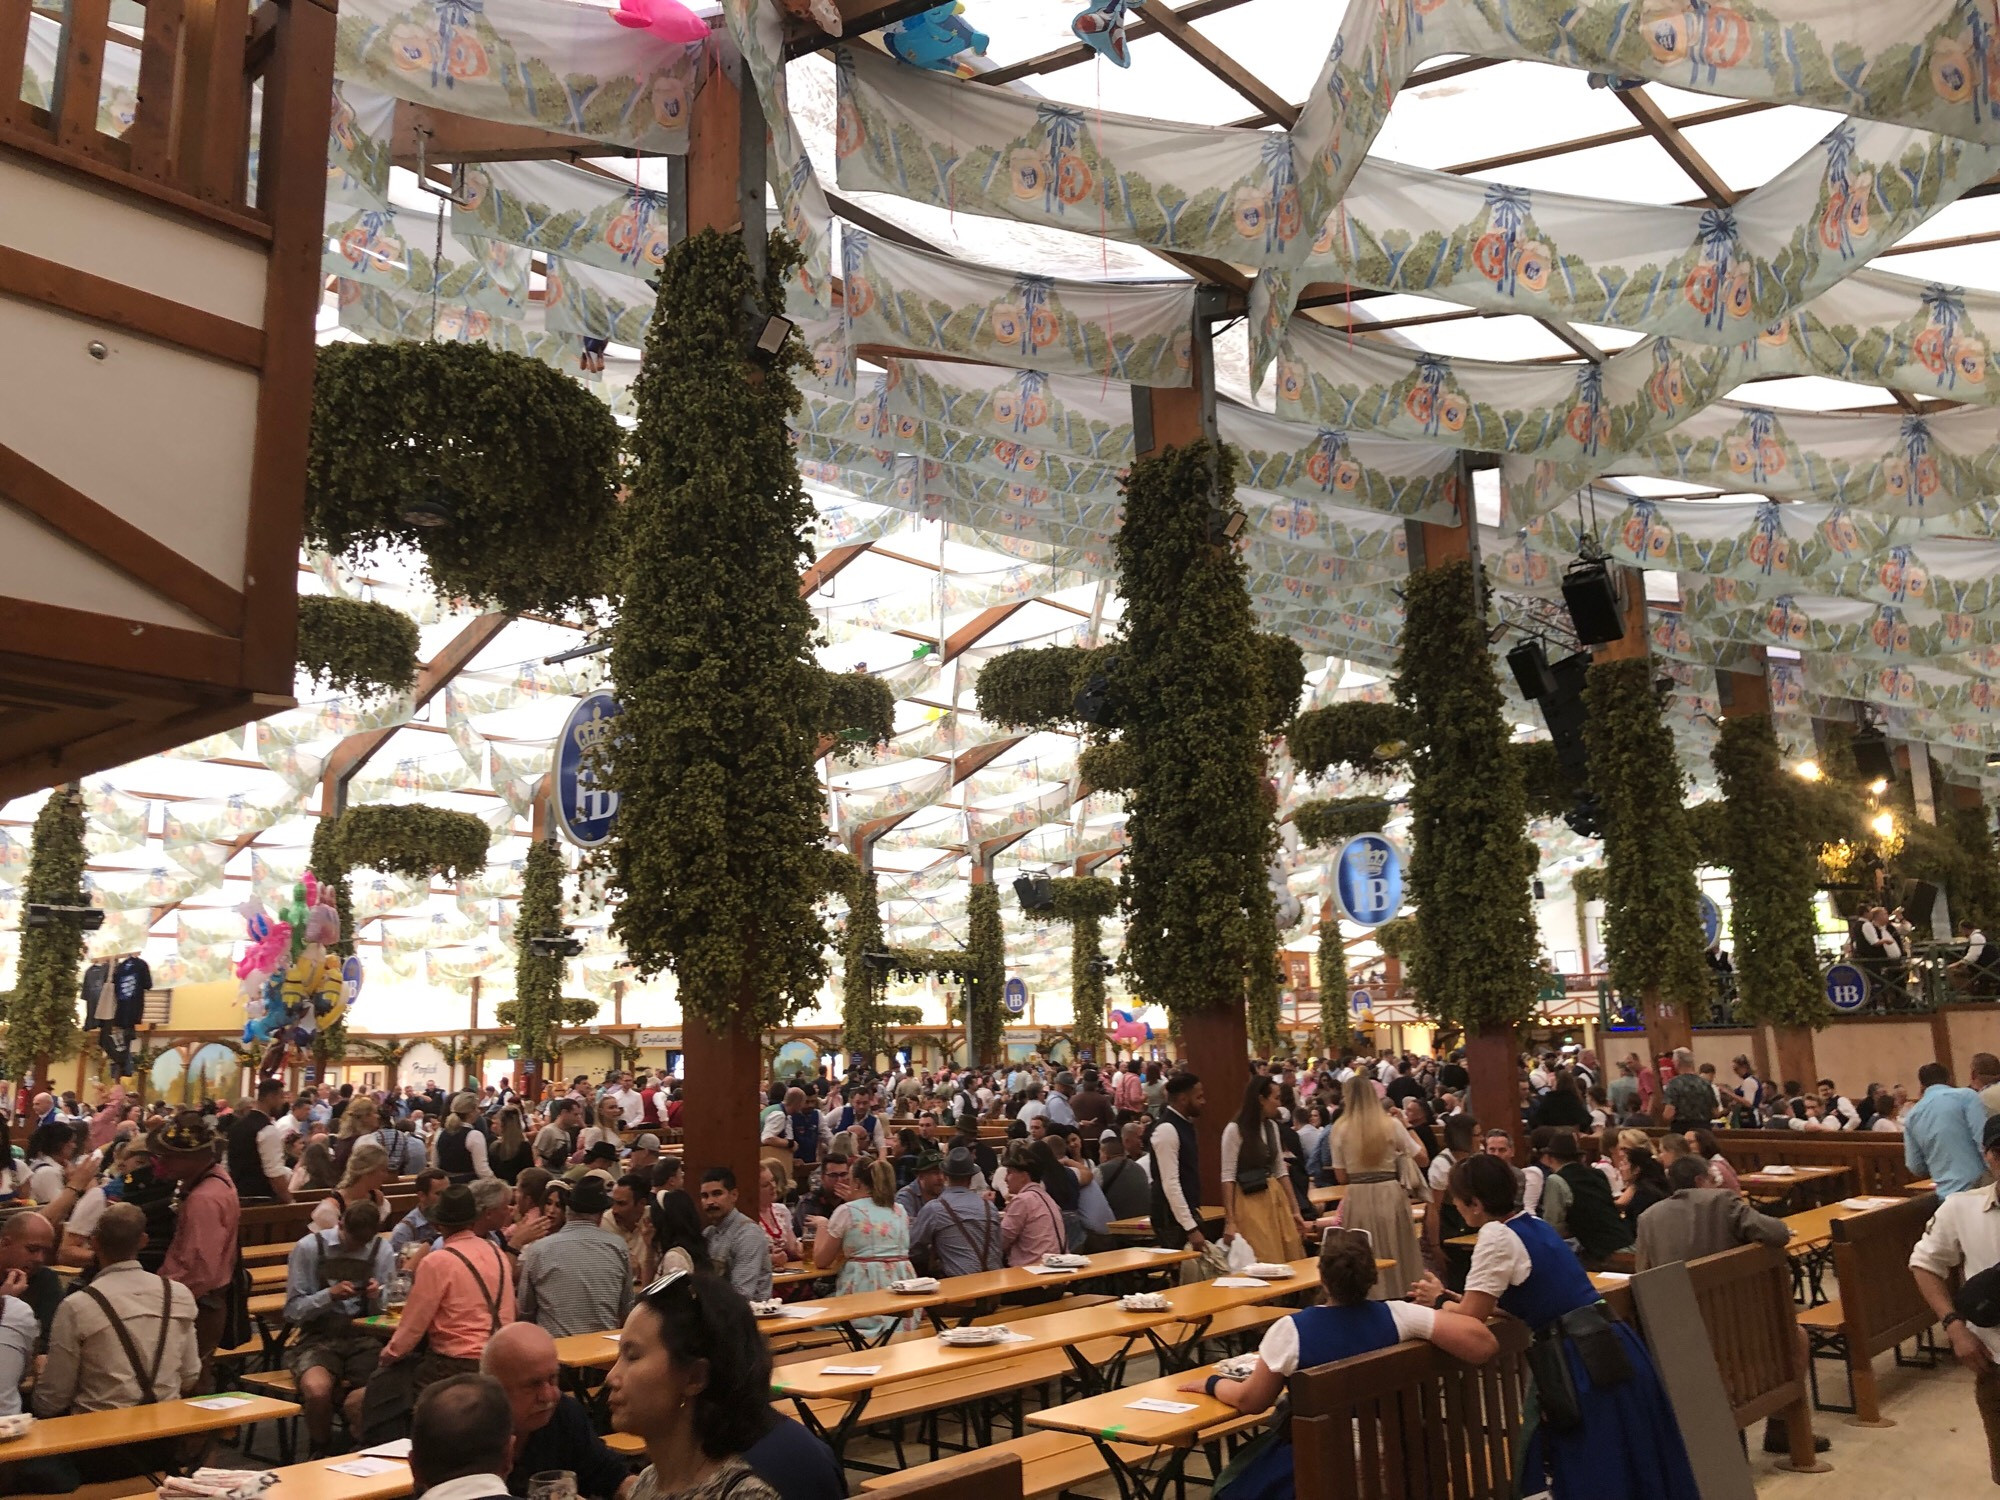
975,0,1258,86
1139,0,1299,127
1613,86,1737,208
387,102,625,167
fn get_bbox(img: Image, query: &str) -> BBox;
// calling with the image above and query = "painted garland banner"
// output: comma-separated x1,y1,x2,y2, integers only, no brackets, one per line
334,0,704,155
453,158,674,276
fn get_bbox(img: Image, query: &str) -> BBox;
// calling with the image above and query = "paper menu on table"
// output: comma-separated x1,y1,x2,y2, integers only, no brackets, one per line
775,1305,831,1318
188,1395,255,1410
358,1439,413,1459
1024,1263,1078,1275
329,1458,404,1477
820,1364,881,1375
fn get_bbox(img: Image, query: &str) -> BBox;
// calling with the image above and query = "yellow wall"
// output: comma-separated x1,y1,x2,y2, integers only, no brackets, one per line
1946,1008,2000,1083
169,980,248,1033
1810,1017,1937,1098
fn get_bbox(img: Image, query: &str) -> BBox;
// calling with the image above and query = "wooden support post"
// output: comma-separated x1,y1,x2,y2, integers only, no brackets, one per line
676,43,777,1201
1132,315,1242,1206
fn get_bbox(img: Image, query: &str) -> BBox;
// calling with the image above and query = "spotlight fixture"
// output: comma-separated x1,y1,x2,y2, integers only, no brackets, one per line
1792,760,1823,781
750,313,795,364
1987,750,2000,768
401,493,454,530
1563,792,1602,839
527,930,584,958
1205,507,1248,547
1532,878,1547,901
1013,873,1054,912
1870,811,1897,840
25,901,103,931
861,949,895,972
1072,654,1121,728
1086,956,1115,977
1868,778,1889,796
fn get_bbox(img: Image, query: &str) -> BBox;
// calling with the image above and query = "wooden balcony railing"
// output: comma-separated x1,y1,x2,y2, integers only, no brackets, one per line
2,0,334,237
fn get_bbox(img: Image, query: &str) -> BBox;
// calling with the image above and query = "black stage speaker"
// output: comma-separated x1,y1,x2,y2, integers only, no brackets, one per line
1898,878,1941,922
1561,559,1626,645
1013,873,1054,912
1851,728,1895,782
1507,638,1558,701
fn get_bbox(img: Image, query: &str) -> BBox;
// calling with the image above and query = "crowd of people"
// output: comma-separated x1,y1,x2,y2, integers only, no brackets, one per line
0,1040,1992,1497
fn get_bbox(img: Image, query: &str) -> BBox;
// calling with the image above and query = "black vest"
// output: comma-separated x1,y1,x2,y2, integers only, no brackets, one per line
1147,1108,1202,1245
227,1109,274,1201
436,1127,474,1182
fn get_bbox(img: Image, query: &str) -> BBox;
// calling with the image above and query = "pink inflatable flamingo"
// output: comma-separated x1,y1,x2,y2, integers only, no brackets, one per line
611,0,709,42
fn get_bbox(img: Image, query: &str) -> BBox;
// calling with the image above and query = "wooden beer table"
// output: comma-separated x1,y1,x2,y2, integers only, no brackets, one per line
1027,1364,1269,1500
0,1394,301,1461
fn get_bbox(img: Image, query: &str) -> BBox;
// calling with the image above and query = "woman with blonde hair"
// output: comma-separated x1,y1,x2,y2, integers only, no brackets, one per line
578,1097,624,1159
1326,1075,1423,1299
309,1140,393,1230
807,1157,914,1337
487,1103,531,1184
431,1091,492,1183
332,1096,380,1175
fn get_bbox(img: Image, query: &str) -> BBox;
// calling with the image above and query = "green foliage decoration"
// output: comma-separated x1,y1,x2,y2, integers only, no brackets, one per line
1684,800,1733,871
509,838,567,1066
1029,877,1117,1060
1396,560,1540,1030
1372,914,1419,962
0,788,88,1073
1286,700,1417,781
334,804,492,882
1571,866,1606,906
1255,634,1308,735
603,229,841,1035
1945,804,2000,936
1512,740,1573,821
308,814,356,961
973,645,1109,731
1709,715,1829,1029
305,341,624,618
1583,656,1711,1012
1078,742,1138,794
839,872,891,1061
494,994,600,1032
966,882,1005,1063
1115,441,1282,1023
821,672,897,760
296,596,420,698
1293,796,1392,846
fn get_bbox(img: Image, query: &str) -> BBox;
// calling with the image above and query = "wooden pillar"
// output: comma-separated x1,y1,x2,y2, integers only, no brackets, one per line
1133,319,1240,1208
672,33,774,1204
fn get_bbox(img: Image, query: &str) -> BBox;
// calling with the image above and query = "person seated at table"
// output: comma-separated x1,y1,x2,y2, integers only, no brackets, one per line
998,1143,1067,1268
379,1185,517,1417
754,1161,803,1272
1413,1155,1699,1500
518,1174,633,1339
1095,1129,1152,1221
808,1158,916,1337
701,1167,774,1302
483,1322,637,1500
311,1138,395,1231
286,1197,396,1457
1614,1144,1671,1235
30,1203,200,1484
791,1151,856,1233
644,1189,712,1285
1183,1229,1497,1500
0,1210,63,1344
895,1149,944,1223
411,1373,517,1500
909,1146,1001,1277
607,1269,781,1500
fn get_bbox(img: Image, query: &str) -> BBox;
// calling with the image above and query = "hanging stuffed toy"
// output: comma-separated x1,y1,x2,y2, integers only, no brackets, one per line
883,2,988,75
1072,0,1140,68
281,873,347,1036
609,0,708,42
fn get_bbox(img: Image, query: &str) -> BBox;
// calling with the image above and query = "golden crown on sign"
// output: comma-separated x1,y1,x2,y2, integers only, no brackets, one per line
572,706,615,755
1354,841,1391,877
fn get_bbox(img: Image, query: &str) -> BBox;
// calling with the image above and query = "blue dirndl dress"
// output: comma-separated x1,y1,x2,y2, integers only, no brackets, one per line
1492,1212,1699,1500
1215,1301,1400,1500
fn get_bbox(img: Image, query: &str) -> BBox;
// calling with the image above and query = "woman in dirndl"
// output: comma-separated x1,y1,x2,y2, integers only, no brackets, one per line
1221,1077,1308,1265
809,1157,914,1339
1412,1154,1699,1500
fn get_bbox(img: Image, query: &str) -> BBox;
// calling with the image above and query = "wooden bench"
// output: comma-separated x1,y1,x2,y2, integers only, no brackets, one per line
1600,1242,1825,1467
864,1449,1021,1500
860,1429,1149,1498
1797,1193,1941,1424
1290,1318,1533,1498
1648,1128,1923,1198
238,1367,305,1464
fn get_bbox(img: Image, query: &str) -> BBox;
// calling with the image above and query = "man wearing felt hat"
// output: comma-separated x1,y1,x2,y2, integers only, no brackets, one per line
895,1148,945,1223
378,1183,515,1419
907,1146,999,1277
1914,1112,2000,1481
149,1110,240,1384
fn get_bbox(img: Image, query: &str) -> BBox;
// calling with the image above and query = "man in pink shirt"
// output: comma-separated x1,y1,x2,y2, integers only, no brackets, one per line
151,1112,240,1388
998,1146,1067,1267
380,1185,514,1411
1114,1062,1146,1121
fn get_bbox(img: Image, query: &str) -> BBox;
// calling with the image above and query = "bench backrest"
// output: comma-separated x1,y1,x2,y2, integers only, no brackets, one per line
862,1450,1020,1500
1598,1242,1805,1429
1289,1318,1532,1500
237,1188,418,1247
1648,1128,1919,1197
1829,1194,1938,1357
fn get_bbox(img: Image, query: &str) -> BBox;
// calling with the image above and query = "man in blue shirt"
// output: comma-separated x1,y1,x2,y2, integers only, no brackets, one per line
1906,1062,1992,1196
1044,1073,1078,1130
390,1168,448,1258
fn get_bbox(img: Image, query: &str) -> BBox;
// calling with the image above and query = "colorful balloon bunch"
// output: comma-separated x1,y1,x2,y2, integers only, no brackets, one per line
237,870,352,1075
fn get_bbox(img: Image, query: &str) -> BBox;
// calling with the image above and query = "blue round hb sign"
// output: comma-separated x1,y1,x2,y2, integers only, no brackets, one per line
1825,962,1870,1013
555,691,623,848
1698,893,1721,949
1003,977,1028,1015
1333,833,1404,928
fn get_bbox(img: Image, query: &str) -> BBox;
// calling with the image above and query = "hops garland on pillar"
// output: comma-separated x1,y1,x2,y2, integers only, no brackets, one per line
0,787,89,1078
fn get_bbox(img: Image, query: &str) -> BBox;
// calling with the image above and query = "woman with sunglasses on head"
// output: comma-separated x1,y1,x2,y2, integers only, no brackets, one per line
608,1270,782,1500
